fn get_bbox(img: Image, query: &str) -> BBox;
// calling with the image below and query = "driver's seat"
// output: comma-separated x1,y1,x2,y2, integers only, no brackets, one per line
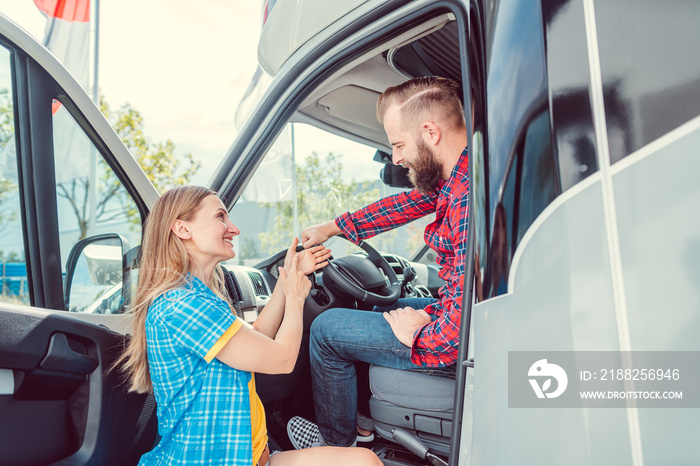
368,364,455,457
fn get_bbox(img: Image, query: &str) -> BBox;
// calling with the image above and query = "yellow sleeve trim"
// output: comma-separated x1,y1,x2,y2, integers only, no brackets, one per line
204,319,243,363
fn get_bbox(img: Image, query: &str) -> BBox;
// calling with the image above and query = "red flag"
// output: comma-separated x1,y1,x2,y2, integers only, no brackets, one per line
34,0,90,22
34,0,93,184
34,0,91,101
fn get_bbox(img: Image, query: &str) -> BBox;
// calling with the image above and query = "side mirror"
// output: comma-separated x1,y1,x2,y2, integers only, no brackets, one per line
374,150,413,189
380,164,412,188
64,234,133,314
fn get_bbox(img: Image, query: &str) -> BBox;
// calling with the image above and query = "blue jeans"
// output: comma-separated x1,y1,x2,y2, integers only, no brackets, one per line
309,297,437,447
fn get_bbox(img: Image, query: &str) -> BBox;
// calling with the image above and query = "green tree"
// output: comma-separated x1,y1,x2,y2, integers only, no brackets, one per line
258,151,381,254
239,236,261,262
0,88,18,232
405,214,434,255
0,177,16,233
0,88,12,147
102,99,200,194
56,98,201,239
0,250,24,262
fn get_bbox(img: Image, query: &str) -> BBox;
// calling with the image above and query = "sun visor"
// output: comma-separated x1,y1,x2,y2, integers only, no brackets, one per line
316,85,383,133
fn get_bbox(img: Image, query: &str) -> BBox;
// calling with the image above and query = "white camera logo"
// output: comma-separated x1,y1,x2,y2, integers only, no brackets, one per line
528,359,568,399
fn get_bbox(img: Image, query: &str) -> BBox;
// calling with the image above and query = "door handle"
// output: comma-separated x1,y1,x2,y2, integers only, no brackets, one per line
40,332,99,374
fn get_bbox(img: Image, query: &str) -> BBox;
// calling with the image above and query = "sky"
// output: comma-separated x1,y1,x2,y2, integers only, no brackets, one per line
0,0,262,185
0,0,412,263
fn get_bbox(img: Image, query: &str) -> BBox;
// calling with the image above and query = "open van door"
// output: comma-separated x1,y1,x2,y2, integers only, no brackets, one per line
209,0,478,463
211,0,700,464
0,13,159,465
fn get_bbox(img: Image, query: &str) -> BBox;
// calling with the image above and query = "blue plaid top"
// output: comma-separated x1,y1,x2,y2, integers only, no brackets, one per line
139,276,252,465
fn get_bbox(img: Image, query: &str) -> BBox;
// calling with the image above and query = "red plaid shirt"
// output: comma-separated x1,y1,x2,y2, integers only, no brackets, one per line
336,148,469,367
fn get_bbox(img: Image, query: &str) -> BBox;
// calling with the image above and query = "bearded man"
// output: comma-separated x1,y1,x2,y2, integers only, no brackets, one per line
288,76,470,450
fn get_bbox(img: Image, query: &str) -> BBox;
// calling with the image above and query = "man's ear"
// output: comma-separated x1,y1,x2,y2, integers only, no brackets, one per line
422,121,441,145
172,219,192,240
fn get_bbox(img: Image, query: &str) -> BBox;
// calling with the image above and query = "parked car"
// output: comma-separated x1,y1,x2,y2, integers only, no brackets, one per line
1,0,699,464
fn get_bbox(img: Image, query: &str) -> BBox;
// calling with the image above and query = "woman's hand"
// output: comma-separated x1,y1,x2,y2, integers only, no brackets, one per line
278,255,312,306
297,244,331,274
283,237,300,273
283,237,331,275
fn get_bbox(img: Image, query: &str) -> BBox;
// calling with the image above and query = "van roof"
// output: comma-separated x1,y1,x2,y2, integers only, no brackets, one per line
257,0,370,76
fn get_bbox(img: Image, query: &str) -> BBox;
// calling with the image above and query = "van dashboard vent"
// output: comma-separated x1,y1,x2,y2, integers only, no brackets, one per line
384,254,407,276
247,271,268,297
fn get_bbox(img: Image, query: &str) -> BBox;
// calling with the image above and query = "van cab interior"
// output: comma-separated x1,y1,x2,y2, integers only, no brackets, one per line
213,4,480,463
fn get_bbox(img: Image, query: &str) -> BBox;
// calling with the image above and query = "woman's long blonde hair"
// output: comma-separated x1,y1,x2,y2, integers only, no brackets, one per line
115,186,230,393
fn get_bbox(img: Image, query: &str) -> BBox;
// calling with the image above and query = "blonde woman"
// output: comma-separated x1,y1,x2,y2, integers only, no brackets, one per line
117,186,381,466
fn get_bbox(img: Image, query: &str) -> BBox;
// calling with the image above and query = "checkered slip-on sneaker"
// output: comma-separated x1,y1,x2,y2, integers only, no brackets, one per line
287,416,322,450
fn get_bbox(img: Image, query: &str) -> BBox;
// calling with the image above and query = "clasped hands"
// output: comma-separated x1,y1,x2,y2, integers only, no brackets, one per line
283,237,331,276
277,237,331,304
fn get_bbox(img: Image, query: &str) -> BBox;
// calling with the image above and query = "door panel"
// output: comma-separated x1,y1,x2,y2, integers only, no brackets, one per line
0,308,157,465
0,23,158,466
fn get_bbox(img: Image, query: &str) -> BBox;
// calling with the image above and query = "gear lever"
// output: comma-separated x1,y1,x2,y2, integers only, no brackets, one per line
401,266,416,292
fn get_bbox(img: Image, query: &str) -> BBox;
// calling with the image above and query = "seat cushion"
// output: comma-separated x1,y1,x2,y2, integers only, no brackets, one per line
369,364,456,411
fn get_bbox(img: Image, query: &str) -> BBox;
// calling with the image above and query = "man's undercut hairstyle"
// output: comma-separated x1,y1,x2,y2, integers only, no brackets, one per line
376,76,465,133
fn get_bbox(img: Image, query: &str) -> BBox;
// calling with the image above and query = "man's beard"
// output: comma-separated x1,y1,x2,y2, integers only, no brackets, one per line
406,139,443,194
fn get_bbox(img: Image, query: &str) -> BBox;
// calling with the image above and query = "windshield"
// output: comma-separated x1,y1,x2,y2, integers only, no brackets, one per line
228,123,434,266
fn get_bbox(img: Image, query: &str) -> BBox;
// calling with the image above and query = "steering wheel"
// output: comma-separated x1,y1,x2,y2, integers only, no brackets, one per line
322,237,401,307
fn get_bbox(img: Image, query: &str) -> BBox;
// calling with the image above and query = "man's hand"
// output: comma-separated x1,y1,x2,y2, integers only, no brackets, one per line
301,221,342,249
383,307,432,347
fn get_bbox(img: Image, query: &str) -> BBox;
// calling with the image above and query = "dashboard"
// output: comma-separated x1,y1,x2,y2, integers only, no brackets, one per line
221,251,441,327
219,250,444,403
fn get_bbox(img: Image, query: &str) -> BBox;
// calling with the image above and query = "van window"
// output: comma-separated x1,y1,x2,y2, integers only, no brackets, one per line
516,110,557,245
229,123,433,266
0,45,28,305
481,0,558,299
53,106,141,313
